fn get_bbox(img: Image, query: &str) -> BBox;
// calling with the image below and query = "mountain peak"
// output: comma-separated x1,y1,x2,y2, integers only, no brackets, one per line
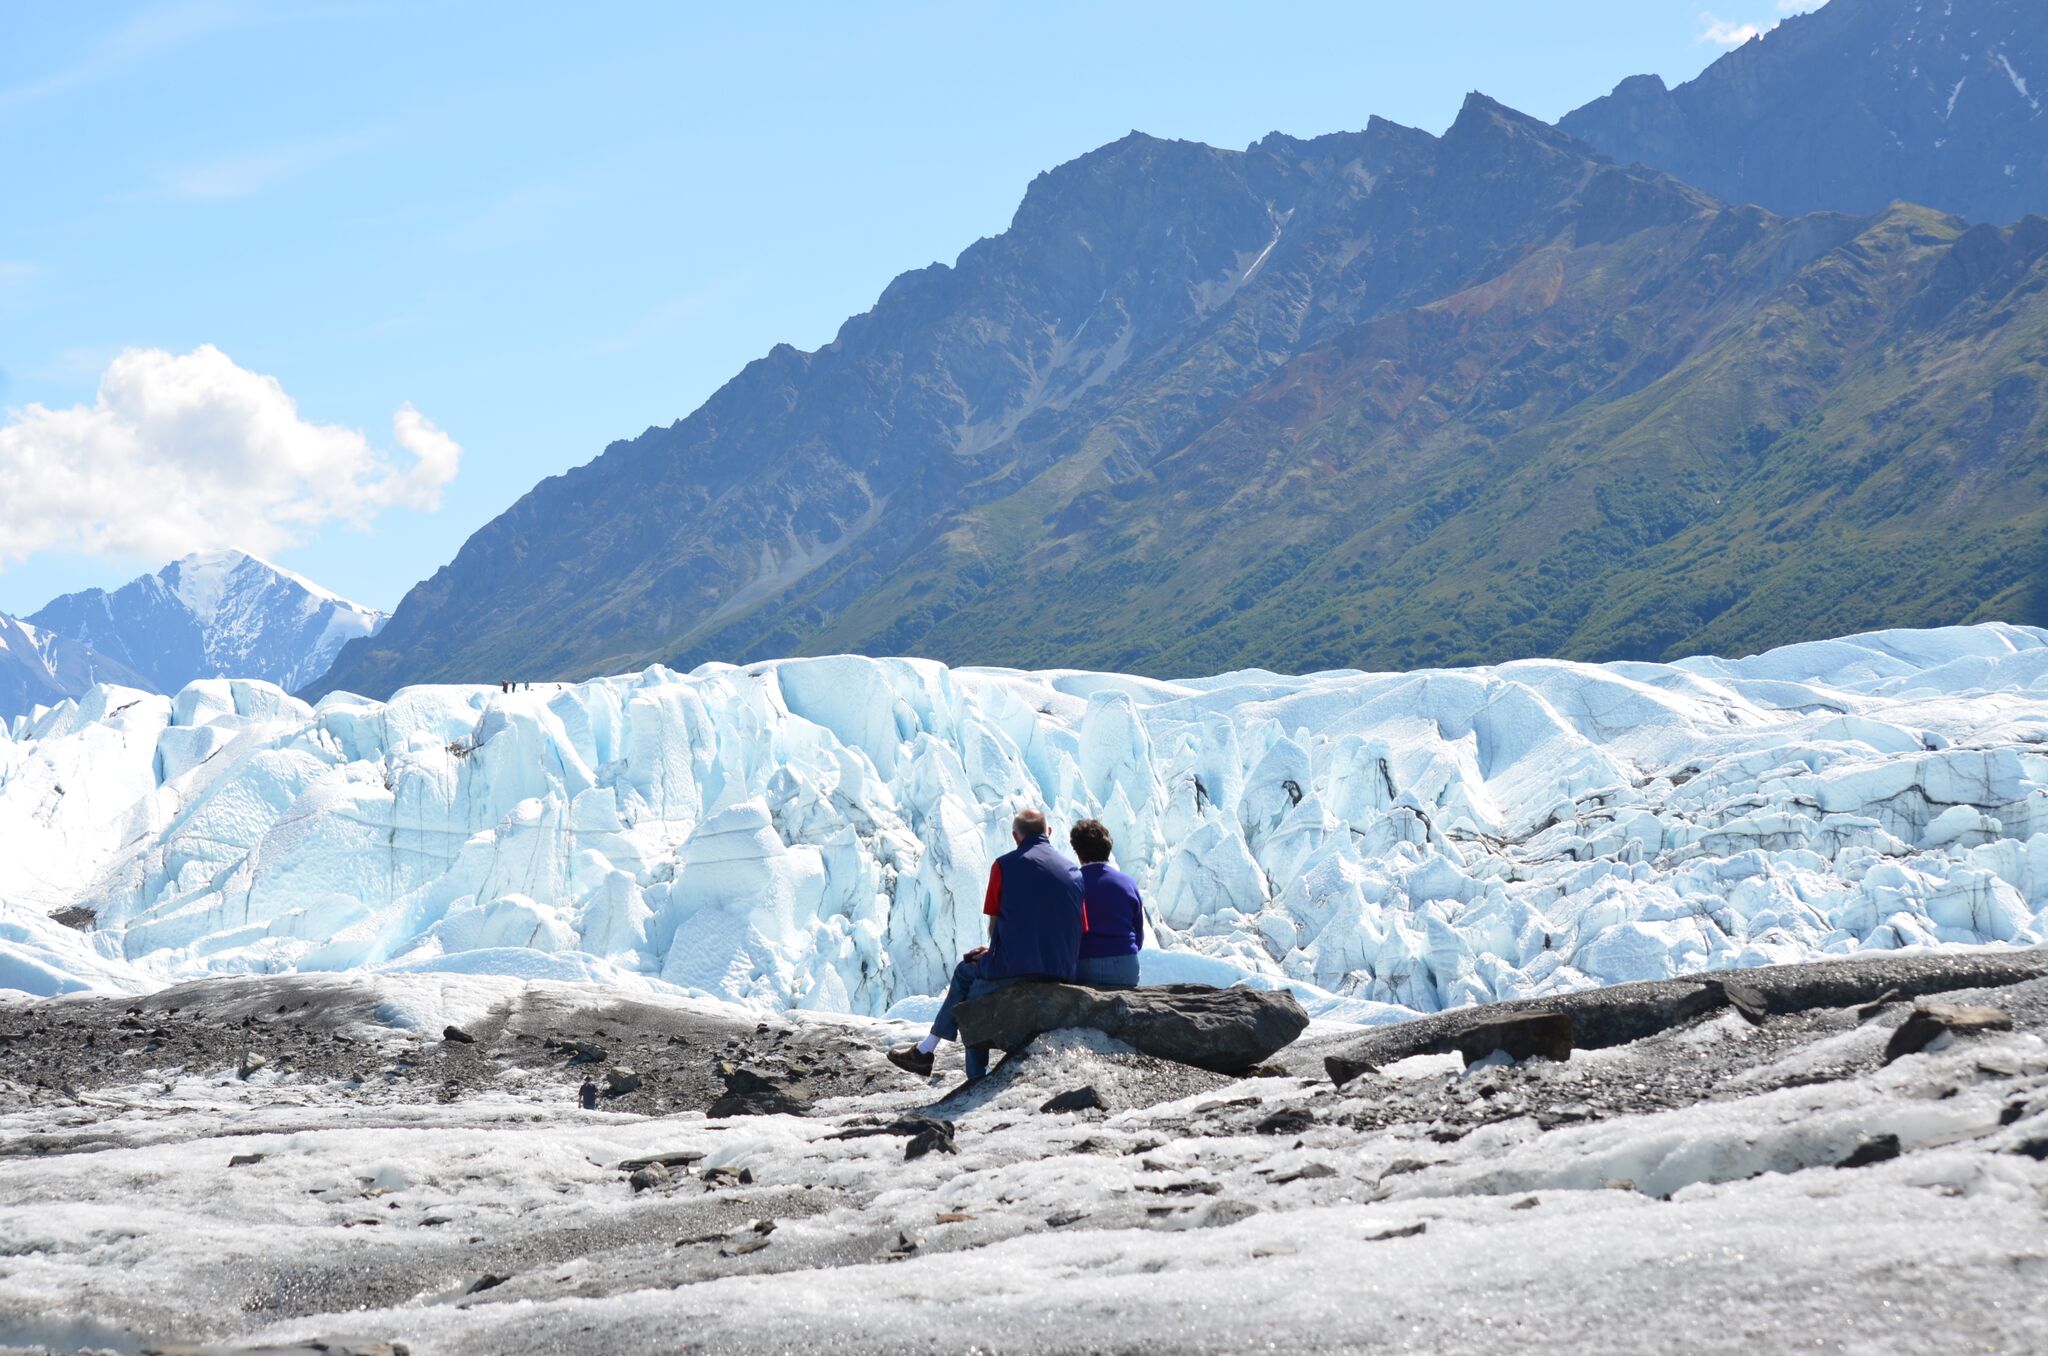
21,553,385,710
1561,0,2048,222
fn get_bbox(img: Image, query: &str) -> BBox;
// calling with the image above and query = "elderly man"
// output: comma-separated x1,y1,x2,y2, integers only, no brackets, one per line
888,807,1083,1080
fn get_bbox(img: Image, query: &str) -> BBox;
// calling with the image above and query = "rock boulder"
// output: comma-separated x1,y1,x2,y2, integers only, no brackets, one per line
953,982,1308,1074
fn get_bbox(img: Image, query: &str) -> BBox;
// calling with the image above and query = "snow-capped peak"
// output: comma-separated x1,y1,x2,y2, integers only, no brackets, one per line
19,550,388,712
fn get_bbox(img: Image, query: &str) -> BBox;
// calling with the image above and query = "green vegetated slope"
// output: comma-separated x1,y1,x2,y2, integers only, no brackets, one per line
316,91,2048,696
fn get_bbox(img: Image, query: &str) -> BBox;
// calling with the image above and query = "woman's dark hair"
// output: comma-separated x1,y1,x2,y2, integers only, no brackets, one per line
1069,818,1113,864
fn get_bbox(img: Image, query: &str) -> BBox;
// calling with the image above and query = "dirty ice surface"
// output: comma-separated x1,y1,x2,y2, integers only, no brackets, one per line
2,966,2046,1355
5,623,2048,1018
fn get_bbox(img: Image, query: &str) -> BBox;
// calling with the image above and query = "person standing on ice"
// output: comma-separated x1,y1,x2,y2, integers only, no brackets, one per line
1068,818,1145,987
888,807,1083,1080
578,1077,599,1110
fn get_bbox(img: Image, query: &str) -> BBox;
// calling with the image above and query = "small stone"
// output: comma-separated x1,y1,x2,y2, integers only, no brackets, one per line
720,1238,770,1257
1273,1162,1337,1186
1366,1221,1427,1241
1883,1003,2013,1064
629,1162,672,1193
1837,1133,1903,1169
1509,1196,1539,1210
1039,1086,1105,1114
467,1273,509,1295
1855,988,1905,1024
2009,1136,2048,1162
237,1052,267,1079
1255,1106,1316,1136
228,1153,265,1167
442,1025,476,1044
604,1067,642,1096
935,1211,974,1224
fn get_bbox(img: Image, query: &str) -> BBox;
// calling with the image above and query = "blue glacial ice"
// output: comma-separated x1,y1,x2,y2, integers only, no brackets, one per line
3,623,2047,1016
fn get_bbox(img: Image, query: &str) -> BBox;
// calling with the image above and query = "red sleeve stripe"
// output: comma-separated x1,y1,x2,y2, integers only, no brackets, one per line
982,860,1003,917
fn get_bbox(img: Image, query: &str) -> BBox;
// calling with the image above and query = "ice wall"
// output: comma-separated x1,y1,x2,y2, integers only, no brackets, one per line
4,625,2048,1013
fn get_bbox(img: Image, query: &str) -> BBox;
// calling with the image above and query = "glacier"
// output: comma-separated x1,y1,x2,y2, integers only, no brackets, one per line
4,623,2048,1014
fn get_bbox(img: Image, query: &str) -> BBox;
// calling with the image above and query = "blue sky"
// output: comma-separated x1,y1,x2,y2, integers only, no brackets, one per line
0,1,1820,615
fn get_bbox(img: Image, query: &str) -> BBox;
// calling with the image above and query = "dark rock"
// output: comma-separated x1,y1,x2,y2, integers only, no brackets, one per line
1255,1106,1317,1136
1039,1086,1106,1114
47,906,95,931
1883,1003,2014,1065
1272,1162,1337,1186
604,1067,642,1096
1451,1012,1572,1067
441,1025,476,1044
1045,1211,1087,1228
618,1149,706,1172
227,1153,265,1167
953,982,1308,1074
628,1162,673,1192
466,1273,509,1295
708,1066,810,1118
569,1043,608,1065
2011,1136,2048,1162
1856,989,1905,1024
1837,1134,1904,1169
1717,978,1769,1025
905,1121,957,1160
720,1238,771,1257
236,1052,267,1080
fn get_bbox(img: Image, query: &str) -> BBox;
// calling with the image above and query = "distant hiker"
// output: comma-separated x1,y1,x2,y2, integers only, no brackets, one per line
1070,818,1144,987
579,1077,599,1110
500,680,510,694
888,807,1083,1081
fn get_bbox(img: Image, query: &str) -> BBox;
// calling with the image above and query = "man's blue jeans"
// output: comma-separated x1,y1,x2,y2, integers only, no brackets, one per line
930,958,1024,1080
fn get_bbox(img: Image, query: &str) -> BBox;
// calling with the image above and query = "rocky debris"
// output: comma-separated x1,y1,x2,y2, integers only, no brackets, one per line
904,1120,957,1161
441,1025,476,1045
1884,1002,2014,1064
708,1066,809,1118
702,1166,757,1186
603,1067,642,1096
1856,989,1905,1023
954,982,1309,1074
1450,1012,1573,1068
1040,1086,1106,1114
1837,1134,1903,1169
47,905,96,931
237,1052,268,1080
1322,953,2048,1086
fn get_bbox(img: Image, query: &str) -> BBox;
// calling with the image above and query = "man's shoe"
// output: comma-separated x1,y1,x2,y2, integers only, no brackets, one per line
887,1045,936,1077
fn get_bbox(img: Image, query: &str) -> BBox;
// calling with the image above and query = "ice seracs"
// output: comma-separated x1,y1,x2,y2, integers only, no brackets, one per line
2,624,2046,1012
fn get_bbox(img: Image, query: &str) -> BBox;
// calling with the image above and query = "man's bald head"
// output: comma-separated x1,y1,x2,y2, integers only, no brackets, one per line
1012,807,1049,842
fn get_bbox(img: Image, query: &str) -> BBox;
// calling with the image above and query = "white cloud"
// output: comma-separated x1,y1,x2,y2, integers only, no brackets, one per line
1699,13,1763,46
0,344,461,565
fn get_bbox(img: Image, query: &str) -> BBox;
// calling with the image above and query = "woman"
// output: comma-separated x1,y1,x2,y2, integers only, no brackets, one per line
1069,818,1144,987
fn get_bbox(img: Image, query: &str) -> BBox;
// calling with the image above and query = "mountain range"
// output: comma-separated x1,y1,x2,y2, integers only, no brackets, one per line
0,551,384,723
